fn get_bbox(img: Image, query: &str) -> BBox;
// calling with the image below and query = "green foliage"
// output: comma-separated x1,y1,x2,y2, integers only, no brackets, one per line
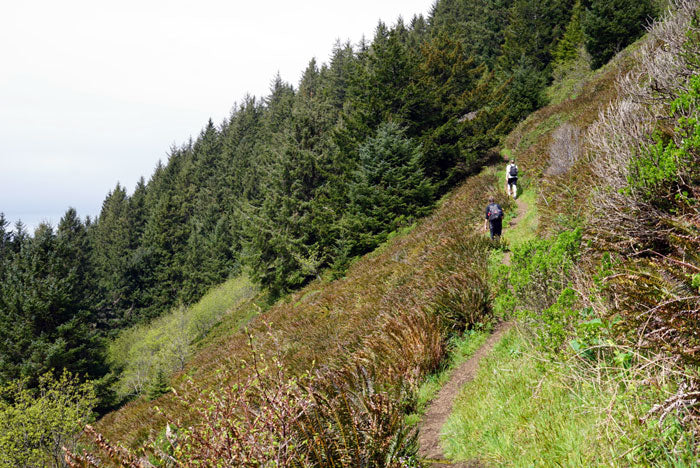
91,184,145,330
417,32,509,186
607,73,700,367
107,275,256,400
496,228,583,351
498,0,576,119
553,1,585,66
343,122,434,256
429,0,513,67
146,368,170,401
443,329,615,465
582,0,655,69
0,371,97,468
0,215,105,387
510,229,581,307
629,75,700,205
692,273,700,293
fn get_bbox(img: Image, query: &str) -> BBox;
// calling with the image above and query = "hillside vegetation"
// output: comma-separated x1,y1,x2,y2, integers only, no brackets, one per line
70,2,700,465
0,0,657,414
443,2,700,465
4,0,696,466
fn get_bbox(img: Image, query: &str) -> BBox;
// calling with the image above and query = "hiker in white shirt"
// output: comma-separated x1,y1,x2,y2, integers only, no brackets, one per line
505,159,518,198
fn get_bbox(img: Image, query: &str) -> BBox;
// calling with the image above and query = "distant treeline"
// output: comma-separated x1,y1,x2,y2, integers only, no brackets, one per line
0,0,655,407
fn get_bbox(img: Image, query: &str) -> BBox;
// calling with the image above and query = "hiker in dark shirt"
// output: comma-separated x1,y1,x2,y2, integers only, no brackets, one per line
484,196,503,240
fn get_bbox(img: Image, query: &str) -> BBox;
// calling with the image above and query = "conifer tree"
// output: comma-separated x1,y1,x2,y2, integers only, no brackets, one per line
0,220,104,385
140,183,190,316
343,122,433,256
321,41,356,110
244,67,338,295
416,32,508,188
498,0,574,119
220,96,266,203
56,208,94,313
10,221,28,255
581,0,655,68
429,0,514,66
0,214,10,283
91,185,134,328
552,1,585,66
146,368,170,400
129,177,148,243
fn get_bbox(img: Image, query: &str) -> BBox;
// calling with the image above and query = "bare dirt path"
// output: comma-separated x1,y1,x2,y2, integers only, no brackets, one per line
417,322,513,467
417,192,527,466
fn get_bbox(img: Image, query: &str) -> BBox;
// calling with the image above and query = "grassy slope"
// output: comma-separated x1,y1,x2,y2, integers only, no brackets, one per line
96,34,640,456
96,161,509,447
443,327,616,466
436,48,622,461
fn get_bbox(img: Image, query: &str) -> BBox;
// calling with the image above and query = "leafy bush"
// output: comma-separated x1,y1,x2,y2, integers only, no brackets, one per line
598,73,700,367
0,371,96,468
629,74,700,205
494,228,583,351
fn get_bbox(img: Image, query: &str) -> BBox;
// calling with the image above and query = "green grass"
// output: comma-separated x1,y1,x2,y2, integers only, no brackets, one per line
503,182,539,246
441,329,700,467
442,328,617,467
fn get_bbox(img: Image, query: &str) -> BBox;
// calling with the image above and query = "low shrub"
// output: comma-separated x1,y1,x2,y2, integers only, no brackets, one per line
66,351,420,468
496,228,583,352
1,372,96,468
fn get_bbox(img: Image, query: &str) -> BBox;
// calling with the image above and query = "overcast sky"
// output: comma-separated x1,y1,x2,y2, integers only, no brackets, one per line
1,0,431,232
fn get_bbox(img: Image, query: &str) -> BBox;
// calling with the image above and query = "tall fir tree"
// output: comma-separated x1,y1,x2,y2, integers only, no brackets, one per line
91,185,135,328
581,0,655,68
342,122,434,257
416,32,508,188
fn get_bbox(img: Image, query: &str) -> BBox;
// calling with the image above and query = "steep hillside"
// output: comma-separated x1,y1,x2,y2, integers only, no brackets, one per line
2,3,663,431
89,3,700,466
7,1,691,467
438,2,700,466
92,153,505,452
78,12,653,466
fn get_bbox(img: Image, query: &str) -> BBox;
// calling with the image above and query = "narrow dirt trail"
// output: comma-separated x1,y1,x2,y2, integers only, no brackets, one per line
417,193,527,466
417,322,512,467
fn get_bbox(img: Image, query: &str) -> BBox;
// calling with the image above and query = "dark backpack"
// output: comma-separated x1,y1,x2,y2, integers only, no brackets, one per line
487,203,503,221
509,164,518,177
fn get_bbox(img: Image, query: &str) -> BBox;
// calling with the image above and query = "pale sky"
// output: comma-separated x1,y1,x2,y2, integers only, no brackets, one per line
0,0,431,232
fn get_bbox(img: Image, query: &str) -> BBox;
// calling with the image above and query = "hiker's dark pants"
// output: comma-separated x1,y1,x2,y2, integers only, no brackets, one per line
507,177,517,189
489,219,502,239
